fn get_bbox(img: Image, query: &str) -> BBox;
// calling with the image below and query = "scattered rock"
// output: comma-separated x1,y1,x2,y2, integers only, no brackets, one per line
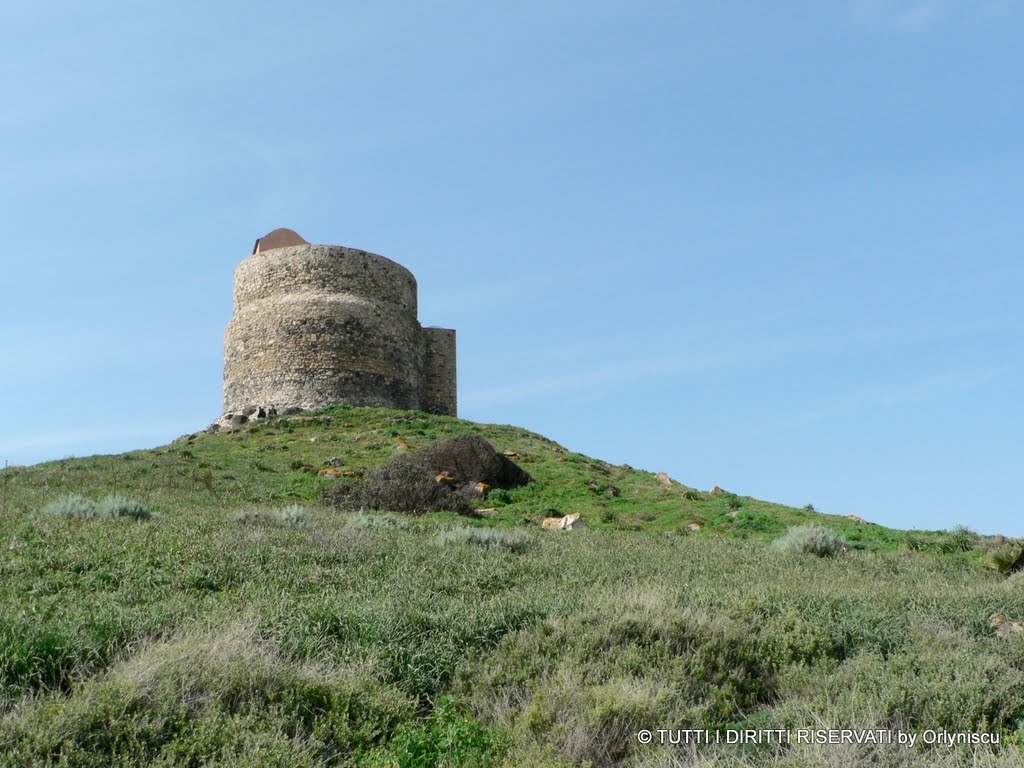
727,510,739,518
845,514,874,525
991,614,1023,638
542,512,582,531
655,472,673,487
326,457,345,467
208,405,278,432
687,522,702,531
710,486,727,495
317,467,347,478
435,472,457,485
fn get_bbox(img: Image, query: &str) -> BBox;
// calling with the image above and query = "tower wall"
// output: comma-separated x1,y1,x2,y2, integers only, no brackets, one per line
224,244,431,413
421,327,457,416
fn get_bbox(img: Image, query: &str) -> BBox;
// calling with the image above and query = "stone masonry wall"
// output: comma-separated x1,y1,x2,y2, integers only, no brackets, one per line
223,243,457,415
421,327,457,416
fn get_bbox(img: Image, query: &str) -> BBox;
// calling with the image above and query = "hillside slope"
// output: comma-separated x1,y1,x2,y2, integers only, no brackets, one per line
1,406,1021,767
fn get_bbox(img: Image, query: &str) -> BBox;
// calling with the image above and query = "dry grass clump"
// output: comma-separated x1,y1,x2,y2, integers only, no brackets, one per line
437,526,532,553
42,493,153,519
0,623,413,766
772,525,848,558
230,504,306,527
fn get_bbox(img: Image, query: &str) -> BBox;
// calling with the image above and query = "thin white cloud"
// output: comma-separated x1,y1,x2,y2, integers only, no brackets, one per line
788,369,1000,428
461,351,743,407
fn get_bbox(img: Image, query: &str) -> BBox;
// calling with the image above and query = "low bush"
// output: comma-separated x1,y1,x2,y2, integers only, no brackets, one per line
273,504,306,527
319,481,354,508
938,525,979,554
902,532,928,552
337,460,474,516
457,594,776,765
364,696,505,768
403,435,532,489
345,510,409,530
42,494,152,520
231,504,306,528
983,543,1024,575
98,495,153,519
42,494,101,518
772,524,848,557
0,624,415,766
437,526,532,553
722,493,743,510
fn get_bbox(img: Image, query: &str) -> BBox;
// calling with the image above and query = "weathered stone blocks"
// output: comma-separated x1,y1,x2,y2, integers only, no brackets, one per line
223,231,456,416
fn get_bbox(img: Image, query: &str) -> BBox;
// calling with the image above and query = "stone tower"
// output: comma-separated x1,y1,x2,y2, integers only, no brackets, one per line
223,228,456,416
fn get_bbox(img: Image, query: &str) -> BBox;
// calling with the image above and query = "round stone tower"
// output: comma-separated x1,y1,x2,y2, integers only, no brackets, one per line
223,228,456,416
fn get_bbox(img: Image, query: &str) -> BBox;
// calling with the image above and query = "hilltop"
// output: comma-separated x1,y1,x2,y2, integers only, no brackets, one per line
0,405,966,551
1,407,1022,768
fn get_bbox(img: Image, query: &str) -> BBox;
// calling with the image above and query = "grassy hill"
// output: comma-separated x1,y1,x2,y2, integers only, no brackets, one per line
1,406,1022,767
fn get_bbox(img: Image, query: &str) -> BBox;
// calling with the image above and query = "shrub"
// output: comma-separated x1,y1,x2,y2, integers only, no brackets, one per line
456,597,776,764
682,489,704,501
0,624,416,766
722,493,743,510
319,481,355,508
273,504,306,527
489,488,514,505
345,511,409,530
772,524,848,557
364,696,504,768
403,435,532,488
42,494,101,518
601,509,618,524
983,543,1024,575
347,460,473,516
231,504,306,528
938,525,979,554
437,526,532,553
98,495,153,519
902,532,928,552
803,503,817,513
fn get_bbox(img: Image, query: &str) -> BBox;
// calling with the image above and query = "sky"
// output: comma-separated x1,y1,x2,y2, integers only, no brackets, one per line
1,1,1021,535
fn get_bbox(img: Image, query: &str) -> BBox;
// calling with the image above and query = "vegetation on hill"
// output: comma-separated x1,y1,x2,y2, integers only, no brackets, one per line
1,405,1022,767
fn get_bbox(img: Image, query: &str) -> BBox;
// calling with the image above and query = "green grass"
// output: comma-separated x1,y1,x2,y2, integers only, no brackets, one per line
0,405,1021,767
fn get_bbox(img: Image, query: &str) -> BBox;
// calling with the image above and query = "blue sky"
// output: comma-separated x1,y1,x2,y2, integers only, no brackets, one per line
2,1,1021,535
